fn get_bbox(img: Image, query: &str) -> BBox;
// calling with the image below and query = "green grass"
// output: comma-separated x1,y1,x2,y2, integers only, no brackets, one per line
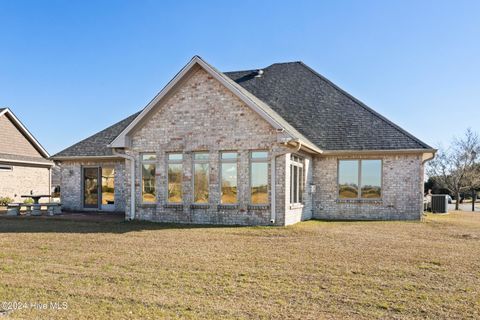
0,212,479,319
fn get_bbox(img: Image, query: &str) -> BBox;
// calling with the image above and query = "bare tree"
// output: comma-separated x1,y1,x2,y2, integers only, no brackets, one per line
427,129,480,210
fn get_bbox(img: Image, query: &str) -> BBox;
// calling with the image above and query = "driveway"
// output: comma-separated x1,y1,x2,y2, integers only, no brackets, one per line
448,202,480,212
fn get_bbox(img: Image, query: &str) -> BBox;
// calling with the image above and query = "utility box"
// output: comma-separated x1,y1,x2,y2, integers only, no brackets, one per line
431,194,448,213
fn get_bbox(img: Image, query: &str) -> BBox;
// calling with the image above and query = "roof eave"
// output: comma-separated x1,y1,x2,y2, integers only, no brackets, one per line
51,155,125,161
321,148,437,156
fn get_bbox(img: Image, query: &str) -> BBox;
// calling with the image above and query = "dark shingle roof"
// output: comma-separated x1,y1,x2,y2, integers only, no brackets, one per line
225,62,431,151
54,61,431,158
53,112,141,158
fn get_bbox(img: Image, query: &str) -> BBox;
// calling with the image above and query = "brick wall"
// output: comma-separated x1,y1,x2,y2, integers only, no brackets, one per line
125,67,306,225
312,154,424,220
59,160,126,212
0,164,50,202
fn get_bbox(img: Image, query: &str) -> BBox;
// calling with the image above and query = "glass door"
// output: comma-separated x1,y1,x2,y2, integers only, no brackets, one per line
101,167,115,211
83,167,99,208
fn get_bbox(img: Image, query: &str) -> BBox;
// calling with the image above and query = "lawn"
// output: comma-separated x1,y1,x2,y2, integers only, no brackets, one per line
0,212,479,319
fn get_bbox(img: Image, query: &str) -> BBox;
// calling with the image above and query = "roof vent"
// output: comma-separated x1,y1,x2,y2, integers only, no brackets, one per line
255,69,264,78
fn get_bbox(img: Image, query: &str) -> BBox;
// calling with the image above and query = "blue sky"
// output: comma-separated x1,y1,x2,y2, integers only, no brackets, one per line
1,0,479,154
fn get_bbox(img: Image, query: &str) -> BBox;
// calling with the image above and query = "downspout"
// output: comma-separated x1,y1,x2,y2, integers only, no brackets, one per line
270,155,276,224
112,148,136,220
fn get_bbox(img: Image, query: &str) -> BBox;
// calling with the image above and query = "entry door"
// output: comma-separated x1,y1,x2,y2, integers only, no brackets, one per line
83,167,100,208
101,167,115,211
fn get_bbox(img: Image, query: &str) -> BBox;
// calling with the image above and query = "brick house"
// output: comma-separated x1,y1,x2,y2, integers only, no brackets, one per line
52,56,435,225
0,108,53,201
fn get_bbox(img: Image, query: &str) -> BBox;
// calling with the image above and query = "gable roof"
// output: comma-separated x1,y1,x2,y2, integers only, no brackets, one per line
0,108,50,158
108,56,320,153
53,56,433,159
225,62,432,151
53,112,141,158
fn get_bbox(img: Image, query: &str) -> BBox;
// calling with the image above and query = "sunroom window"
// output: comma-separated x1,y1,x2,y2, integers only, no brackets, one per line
290,155,304,204
141,154,157,203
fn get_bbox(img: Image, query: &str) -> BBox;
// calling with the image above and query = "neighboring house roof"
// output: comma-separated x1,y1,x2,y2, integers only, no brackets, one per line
0,153,53,166
0,108,51,158
53,56,433,159
53,112,141,158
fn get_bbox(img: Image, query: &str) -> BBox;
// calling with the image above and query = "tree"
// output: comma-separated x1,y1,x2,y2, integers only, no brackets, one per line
427,129,480,210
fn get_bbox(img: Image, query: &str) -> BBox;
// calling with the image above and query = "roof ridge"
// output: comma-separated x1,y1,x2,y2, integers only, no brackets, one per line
224,61,303,75
297,62,432,149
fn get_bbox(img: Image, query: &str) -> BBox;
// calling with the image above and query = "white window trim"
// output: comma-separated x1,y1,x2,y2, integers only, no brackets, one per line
220,152,239,205
290,155,304,205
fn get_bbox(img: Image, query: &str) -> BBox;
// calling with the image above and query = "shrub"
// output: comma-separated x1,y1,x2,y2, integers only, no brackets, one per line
0,197,15,206
23,198,34,204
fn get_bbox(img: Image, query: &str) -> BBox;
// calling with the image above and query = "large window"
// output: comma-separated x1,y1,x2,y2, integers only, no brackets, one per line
250,151,268,204
338,159,382,199
167,153,183,203
290,155,304,204
220,152,238,204
101,167,115,205
193,152,209,203
141,154,157,203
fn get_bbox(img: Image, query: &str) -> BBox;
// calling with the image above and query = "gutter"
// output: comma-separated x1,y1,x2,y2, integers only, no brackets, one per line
0,158,54,167
112,149,136,220
321,148,437,156
422,150,437,164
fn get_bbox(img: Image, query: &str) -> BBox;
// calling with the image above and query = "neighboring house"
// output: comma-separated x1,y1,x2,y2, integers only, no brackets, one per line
52,56,435,225
0,108,53,201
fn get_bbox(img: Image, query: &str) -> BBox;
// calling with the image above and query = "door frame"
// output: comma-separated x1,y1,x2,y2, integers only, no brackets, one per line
82,166,101,209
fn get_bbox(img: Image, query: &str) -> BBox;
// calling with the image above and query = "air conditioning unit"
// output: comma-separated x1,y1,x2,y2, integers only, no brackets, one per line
431,194,448,213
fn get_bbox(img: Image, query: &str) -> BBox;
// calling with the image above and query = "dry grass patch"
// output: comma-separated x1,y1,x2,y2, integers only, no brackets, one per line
0,212,479,319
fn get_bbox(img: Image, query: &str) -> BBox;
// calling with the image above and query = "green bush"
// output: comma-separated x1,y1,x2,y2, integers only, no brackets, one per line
0,197,15,206
23,198,34,204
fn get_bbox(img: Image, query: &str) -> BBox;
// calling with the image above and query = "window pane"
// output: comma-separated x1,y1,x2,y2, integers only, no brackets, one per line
142,164,156,203
339,160,358,198
101,167,115,205
221,152,237,160
84,168,98,208
142,154,156,161
361,160,382,198
168,163,182,203
289,164,293,203
252,151,268,159
194,163,209,203
194,153,209,161
221,163,237,204
168,153,183,161
299,167,304,203
251,162,268,204
293,165,298,203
